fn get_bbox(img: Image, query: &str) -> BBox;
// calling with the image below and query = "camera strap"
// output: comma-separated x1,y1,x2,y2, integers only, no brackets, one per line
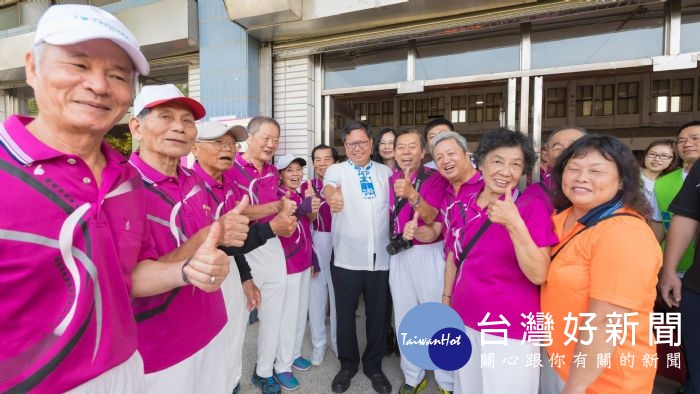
391,166,429,236
456,219,491,271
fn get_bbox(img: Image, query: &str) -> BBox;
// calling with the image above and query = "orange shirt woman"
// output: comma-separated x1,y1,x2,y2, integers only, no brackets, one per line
541,135,662,394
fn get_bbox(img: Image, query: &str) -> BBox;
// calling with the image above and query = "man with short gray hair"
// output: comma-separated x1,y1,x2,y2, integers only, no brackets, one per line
227,115,298,394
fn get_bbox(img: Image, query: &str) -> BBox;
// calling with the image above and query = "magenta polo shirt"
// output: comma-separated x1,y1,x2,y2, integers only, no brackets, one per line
389,166,449,245
193,162,238,218
522,176,554,215
448,189,559,340
0,115,158,393
300,178,332,232
226,152,280,223
437,171,484,258
128,153,227,373
277,186,313,274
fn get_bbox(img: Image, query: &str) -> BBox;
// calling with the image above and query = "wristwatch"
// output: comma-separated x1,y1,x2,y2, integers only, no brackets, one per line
409,195,420,208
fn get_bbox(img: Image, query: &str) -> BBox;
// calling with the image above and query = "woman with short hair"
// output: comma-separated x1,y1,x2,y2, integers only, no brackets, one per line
443,128,558,394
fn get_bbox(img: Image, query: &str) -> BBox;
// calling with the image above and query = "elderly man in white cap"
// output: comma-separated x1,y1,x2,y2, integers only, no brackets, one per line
0,5,230,394
191,121,297,394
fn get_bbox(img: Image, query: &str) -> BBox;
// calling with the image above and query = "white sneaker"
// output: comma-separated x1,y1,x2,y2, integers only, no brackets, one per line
311,346,325,366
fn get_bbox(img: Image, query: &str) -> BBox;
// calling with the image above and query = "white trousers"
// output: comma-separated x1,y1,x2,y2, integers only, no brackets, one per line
145,328,228,394
455,326,540,394
389,242,453,391
275,267,311,372
308,231,337,353
66,352,144,394
220,257,249,391
247,236,287,377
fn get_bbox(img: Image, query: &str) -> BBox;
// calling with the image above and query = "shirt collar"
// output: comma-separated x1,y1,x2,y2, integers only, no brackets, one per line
193,162,223,189
347,159,372,171
578,196,624,227
129,152,189,184
235,152,275,175
1,115,126,167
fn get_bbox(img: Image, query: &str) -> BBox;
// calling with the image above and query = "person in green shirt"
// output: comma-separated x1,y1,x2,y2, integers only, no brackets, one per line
654,121,700,274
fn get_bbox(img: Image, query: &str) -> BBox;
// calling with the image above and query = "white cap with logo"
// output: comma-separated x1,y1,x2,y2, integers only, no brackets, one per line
33,4,149,75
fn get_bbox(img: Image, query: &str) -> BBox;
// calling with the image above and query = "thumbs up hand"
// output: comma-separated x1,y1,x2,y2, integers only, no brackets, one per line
487,185,521,227
277,191,297,216
394,168,417,200
304,180,321,214
402,211,420,241
304,180,315,198
218,195,250,247
184,221,230,292
329,185,344,213
270,199,298,238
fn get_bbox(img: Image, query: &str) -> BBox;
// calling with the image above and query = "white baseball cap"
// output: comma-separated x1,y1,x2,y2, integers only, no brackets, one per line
275,154,307,170
197,121,248,142
133,84,206,120
33,4,149,75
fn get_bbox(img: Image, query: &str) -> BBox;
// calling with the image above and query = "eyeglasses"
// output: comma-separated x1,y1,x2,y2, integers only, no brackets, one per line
678,136,700,146
345,140,370,150
199,140,239,151
646,153,673,160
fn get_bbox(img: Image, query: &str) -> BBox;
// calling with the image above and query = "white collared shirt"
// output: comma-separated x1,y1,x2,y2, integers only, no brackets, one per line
324,160,392,271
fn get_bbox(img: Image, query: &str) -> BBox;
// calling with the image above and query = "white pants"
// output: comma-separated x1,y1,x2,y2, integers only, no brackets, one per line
275,268,312,373
389,242,453,391
145,328,228,394
308,231,337,353
66,352,144,394
220,257,249,391
455,326,540,394
247,236,287,377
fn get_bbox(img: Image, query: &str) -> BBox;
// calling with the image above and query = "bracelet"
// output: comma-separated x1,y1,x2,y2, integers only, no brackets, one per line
442,294,452,298
181,258,191,285
409,195,420,209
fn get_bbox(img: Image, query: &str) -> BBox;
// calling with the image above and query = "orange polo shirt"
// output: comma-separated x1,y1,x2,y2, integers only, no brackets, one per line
541,206,662,394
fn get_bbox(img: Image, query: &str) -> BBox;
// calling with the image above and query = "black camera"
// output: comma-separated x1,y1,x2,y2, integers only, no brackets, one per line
386,234,413,256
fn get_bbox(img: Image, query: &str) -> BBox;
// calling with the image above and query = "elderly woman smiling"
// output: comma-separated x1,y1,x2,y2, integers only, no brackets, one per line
541,135,662,394
442,128,558,394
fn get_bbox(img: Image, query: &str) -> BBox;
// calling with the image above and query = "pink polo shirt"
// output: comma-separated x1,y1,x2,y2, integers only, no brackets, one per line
522,177,554,215
437,171,484,258
448,189,558,340
193,162,238,218
277,187,313,274
128,153,227,373
0,115,157,393
389,166,449,245
226,152,280,223
300,178,332,232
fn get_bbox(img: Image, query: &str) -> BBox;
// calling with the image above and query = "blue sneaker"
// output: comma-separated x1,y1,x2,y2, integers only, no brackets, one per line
251,370,281,394
274,371,300,391
292,356,311,371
